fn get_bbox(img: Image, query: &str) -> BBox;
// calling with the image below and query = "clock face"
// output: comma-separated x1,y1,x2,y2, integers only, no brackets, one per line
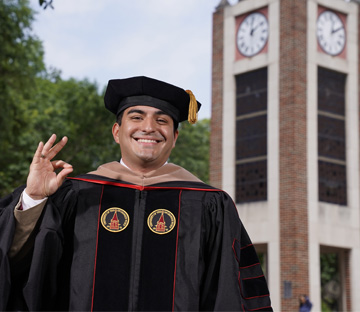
317,10,346,56
236,12,269,57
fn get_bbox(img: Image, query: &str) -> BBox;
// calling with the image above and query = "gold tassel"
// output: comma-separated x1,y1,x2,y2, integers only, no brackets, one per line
185,89,198,124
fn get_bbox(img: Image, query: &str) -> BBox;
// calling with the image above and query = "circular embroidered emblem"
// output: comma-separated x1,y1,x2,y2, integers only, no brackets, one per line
101,207,129,233
147,209,176,235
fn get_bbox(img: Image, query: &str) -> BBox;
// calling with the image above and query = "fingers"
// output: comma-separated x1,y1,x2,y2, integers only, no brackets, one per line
32,141,45,164
51,160,73,170
28,136,73,198
34,134,68,161
56,168,74,185
56,167,73,186
44,135,69,161
52,160,74,186
42,134,57,156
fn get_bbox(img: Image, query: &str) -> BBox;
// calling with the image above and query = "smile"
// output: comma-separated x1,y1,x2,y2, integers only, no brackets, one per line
136,138,160,143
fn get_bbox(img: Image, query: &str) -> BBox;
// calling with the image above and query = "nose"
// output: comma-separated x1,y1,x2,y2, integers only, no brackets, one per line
141,116,156,133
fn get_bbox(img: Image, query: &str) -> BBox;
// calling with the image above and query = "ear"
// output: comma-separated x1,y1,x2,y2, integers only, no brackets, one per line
112,123,120,144
172,129,179,148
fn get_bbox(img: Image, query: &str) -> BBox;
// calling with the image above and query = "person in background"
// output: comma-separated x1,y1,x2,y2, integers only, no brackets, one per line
299,294,313,312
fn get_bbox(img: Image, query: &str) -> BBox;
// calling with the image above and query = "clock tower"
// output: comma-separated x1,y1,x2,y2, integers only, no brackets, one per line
210,0,360,311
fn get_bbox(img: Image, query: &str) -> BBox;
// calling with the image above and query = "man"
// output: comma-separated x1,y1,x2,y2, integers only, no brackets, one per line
0,76,272,311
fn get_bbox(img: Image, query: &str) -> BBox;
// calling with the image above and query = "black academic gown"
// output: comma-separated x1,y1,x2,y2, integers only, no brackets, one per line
0,173,272,311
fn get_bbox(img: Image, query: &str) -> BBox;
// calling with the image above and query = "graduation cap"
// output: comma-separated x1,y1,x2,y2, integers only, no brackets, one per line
104,76,201,124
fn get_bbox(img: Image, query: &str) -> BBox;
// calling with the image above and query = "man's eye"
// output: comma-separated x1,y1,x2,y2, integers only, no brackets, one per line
130,115,142,120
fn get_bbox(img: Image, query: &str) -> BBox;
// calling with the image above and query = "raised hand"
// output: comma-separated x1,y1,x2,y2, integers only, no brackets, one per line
25,134,73,200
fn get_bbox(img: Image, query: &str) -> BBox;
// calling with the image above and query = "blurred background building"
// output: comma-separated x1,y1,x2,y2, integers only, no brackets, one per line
210,0,360,310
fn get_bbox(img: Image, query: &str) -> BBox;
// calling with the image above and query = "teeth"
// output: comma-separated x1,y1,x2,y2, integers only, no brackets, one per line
137,139,157,143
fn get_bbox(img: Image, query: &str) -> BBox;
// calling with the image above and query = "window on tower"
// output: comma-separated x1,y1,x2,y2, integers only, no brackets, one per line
318,67,347,206
235,67,267,203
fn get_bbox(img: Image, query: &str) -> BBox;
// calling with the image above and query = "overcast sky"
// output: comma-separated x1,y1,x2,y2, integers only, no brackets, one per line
29,0,238,120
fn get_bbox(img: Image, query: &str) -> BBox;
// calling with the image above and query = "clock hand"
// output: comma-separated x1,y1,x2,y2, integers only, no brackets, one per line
331,26,343,34
250,22,261,36
249,16,254,35
329,17,335,35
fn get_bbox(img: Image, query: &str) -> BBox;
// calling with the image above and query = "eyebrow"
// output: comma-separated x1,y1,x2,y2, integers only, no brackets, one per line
126,108,169,117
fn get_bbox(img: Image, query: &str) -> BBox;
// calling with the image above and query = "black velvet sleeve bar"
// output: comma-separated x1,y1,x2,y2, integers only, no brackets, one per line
197,191,272,311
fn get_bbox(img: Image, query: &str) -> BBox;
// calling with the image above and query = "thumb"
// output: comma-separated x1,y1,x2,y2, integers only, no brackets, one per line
56,166,74,187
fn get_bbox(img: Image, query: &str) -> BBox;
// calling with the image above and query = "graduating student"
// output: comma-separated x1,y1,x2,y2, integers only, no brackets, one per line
0,76,272,311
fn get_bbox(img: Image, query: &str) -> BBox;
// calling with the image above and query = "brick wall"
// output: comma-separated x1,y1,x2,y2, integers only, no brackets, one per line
210,7,224,189
279,0,309,310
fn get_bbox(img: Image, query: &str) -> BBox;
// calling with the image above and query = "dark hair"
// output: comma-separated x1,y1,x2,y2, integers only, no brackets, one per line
116,111,179,132
116,111,124,125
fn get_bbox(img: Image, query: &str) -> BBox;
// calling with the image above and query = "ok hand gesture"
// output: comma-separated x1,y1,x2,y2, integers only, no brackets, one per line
25,134,73,200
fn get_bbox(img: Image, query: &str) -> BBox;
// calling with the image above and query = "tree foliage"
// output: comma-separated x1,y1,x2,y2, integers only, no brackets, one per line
0,0,210,197
0,72,121,197
170,119,210,184
0,0,45,195
0,0,118,196
321,253,340,311
0,0,44,140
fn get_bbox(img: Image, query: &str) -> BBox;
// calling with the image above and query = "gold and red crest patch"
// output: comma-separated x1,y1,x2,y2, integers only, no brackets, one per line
147,209,176,235
101,207,129,233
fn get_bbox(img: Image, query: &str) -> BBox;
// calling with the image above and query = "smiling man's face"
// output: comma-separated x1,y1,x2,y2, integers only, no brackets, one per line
112,105,179,173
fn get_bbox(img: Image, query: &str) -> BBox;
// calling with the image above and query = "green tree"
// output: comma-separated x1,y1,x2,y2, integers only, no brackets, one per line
0,0,122,197
0,0,45,132
0,0,45,195
170,119,210,183
0,74,120,197
30,77,119,176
